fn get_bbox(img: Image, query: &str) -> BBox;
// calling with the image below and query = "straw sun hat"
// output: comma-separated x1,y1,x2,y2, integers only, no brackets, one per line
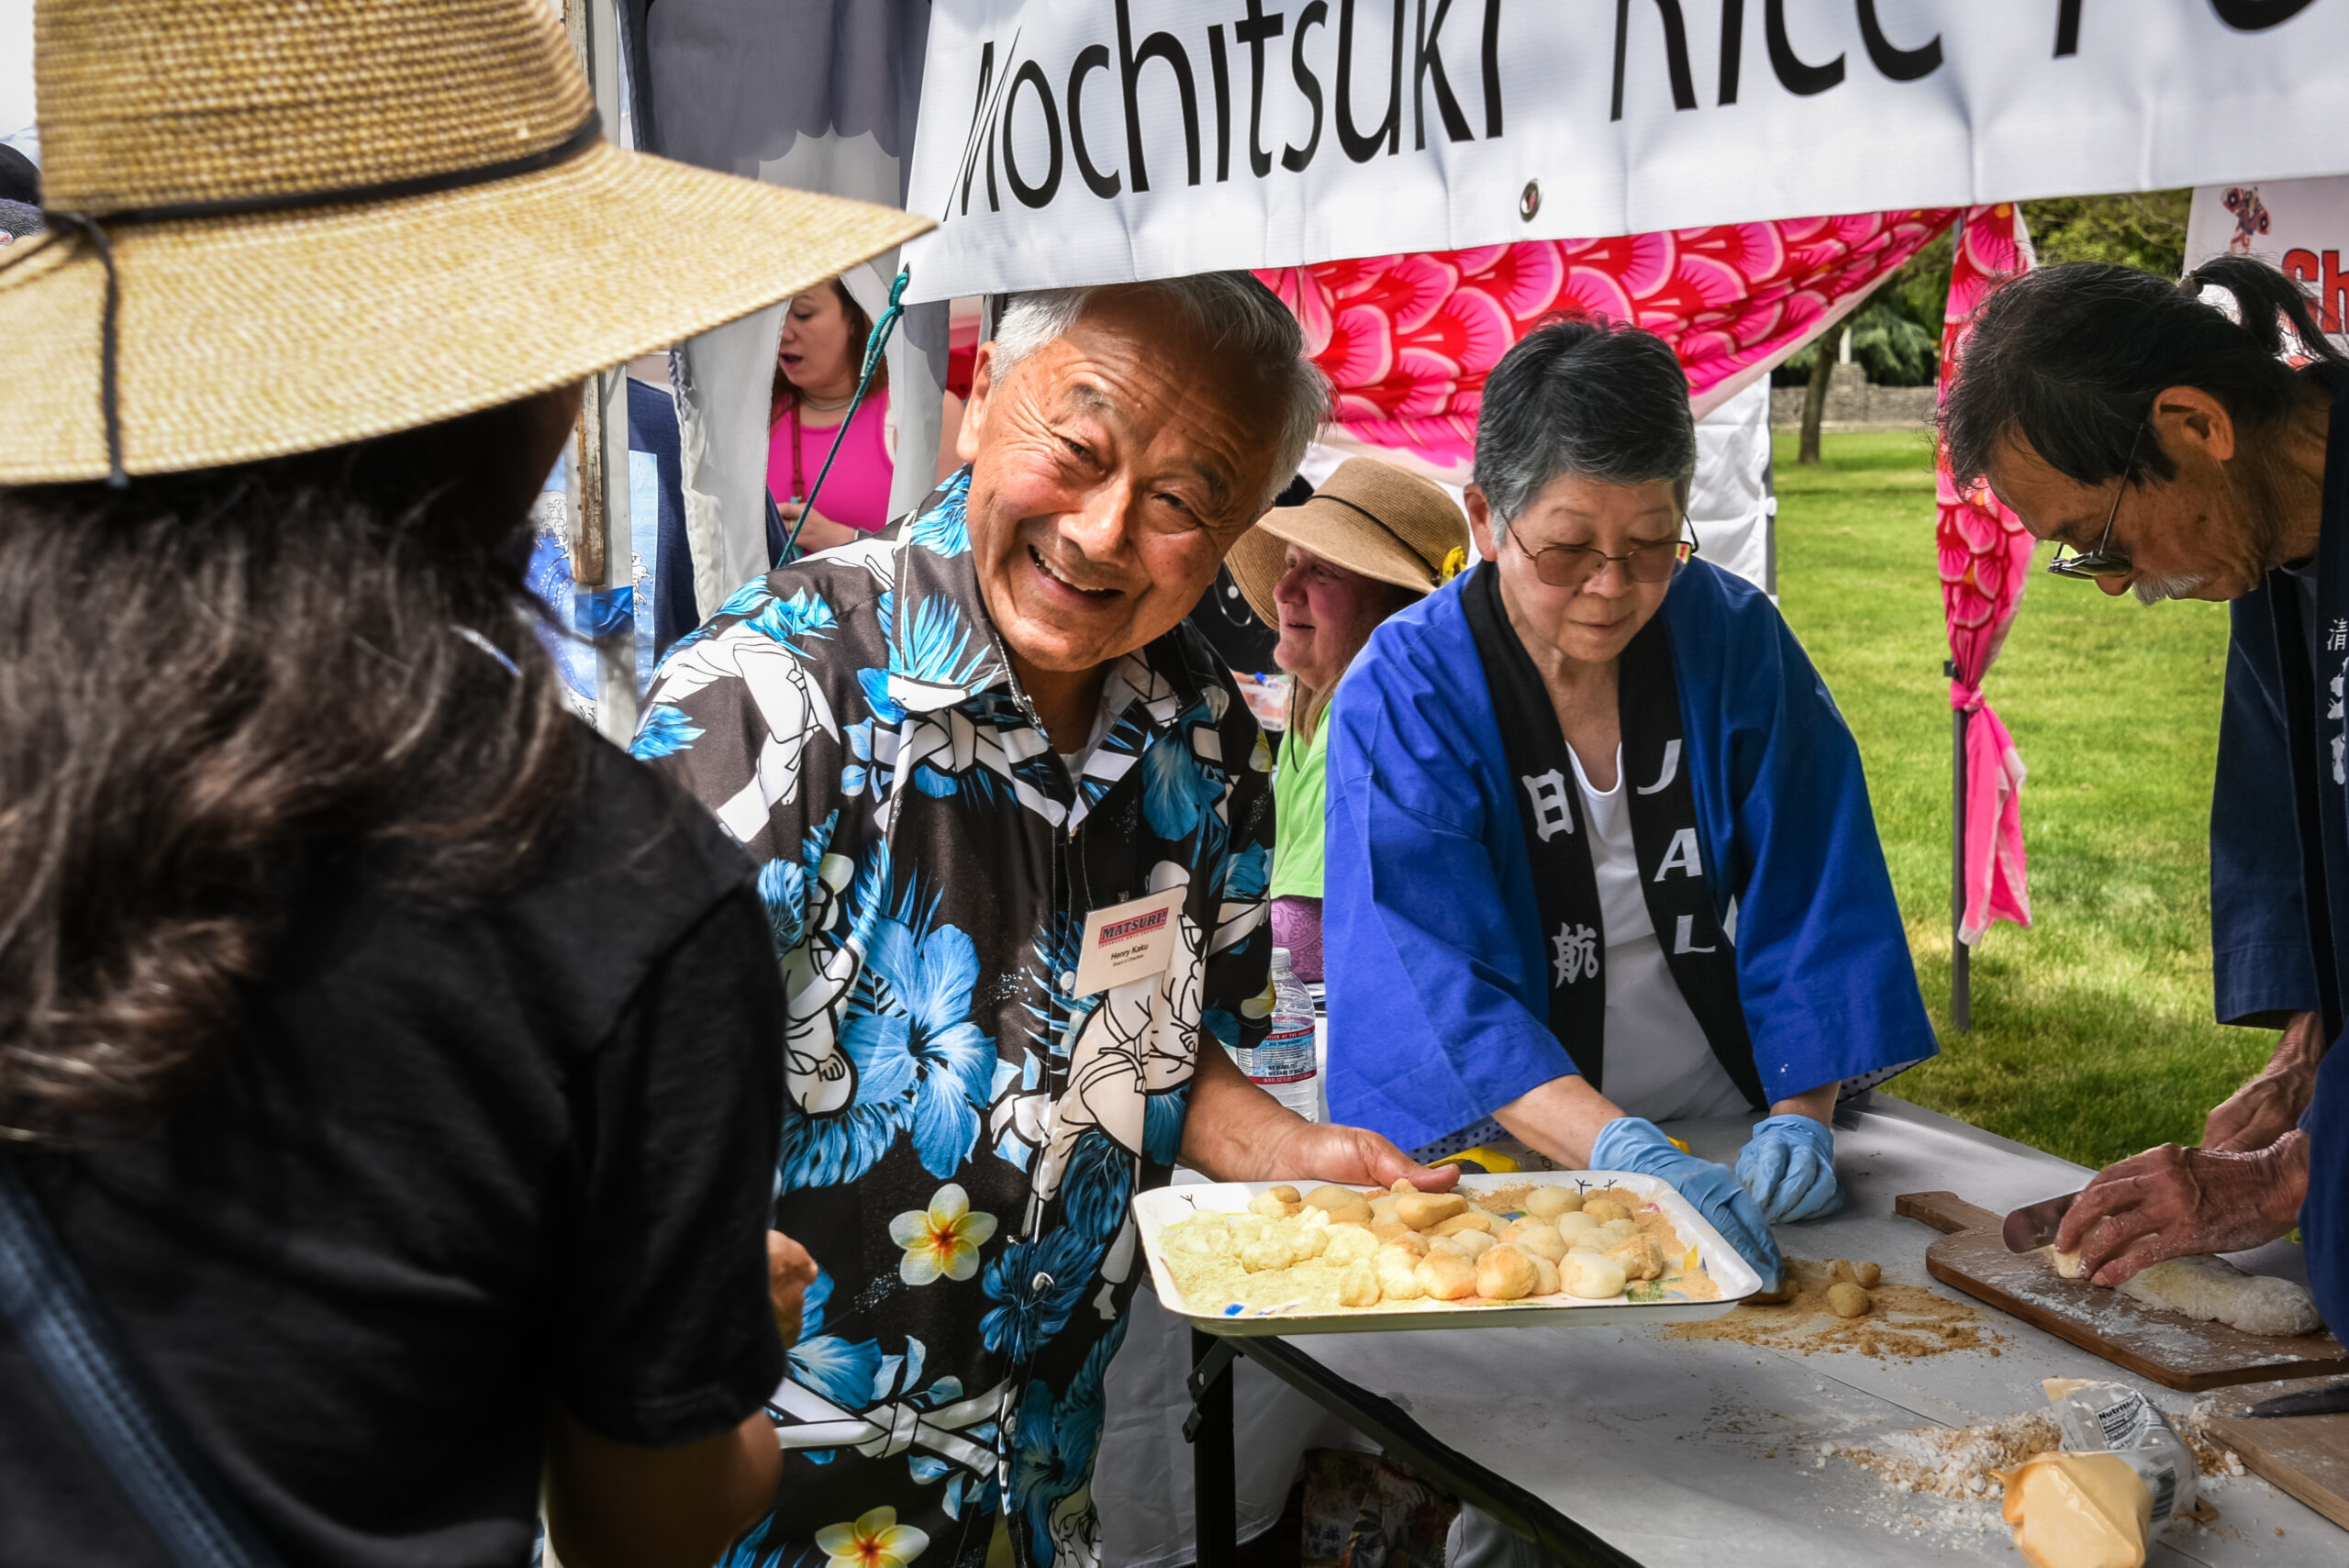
1227,457,1473,629
0,0,930,485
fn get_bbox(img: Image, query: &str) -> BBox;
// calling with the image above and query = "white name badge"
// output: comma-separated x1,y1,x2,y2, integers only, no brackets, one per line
1072,887,1186,996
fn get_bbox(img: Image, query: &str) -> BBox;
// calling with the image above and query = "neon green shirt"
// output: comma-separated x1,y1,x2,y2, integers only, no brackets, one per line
1270,717,1329,900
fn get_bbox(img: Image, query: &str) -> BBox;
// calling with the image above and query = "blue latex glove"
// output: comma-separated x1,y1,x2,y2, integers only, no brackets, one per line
1589,1116,1784,1287
1735,1114,1843,1224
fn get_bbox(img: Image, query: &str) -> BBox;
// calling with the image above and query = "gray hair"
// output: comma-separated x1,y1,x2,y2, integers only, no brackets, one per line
992,272,1329,509
1474,317,1695,533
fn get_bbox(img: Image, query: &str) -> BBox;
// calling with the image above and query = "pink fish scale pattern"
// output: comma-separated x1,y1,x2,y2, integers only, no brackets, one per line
1257,208,1964,469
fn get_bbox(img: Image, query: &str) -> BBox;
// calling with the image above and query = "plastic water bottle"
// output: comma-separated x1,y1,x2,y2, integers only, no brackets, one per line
1244,947,1320,1121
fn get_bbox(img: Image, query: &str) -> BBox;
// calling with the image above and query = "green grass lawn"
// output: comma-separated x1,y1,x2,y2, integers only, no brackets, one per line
1772,430,2274,1171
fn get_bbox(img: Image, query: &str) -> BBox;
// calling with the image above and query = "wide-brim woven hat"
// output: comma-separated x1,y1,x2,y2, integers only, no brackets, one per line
1228,456,1473,627
0,0,930,484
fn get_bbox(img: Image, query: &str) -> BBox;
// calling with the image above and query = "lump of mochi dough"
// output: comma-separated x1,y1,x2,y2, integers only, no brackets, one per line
1369,1195,1401,1226
1337,1262,1382,1308
1249,1188,1301,1219
1240,1235,1294,1273
2117,1254,2322,1337
1560,1252,1629,1300
1826,1283,1872,1318
1566,1229,1611,1254
1827,1259,1858,1284
1476,1244,1541,1301
1306,1184,1359,1210
1397,1192,1469,1231
1503,1219,1567,1262
1524,1185,1582,1219
1370,1218,1416,1245
1323,1225,1380,1266
1286,1222,1329,1260
1856,1262,1883,1289
1323,1198,1375,1227
1600,1218,1641,1243
1608,1234,1665,1284
1376,1245,1427,1300
1166,1218,1232,1258
1225,1213,1270,1245
1416,1251,1478,1301
1432,1231,1496,1262
1554,1211,1601,1238
1530,1255,1561,1296
1583,1198,1633,1225
2048,1248,2088,1280
1430,1211,1497,1238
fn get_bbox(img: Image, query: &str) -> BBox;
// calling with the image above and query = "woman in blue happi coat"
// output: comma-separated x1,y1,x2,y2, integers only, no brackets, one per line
1322,318,1937,1279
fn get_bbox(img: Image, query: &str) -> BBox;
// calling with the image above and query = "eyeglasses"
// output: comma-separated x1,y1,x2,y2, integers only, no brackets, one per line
1507,525,1696,589
2045,425,2143,582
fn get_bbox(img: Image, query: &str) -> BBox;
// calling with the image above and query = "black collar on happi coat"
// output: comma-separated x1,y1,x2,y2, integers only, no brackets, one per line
1461,561,1766,1111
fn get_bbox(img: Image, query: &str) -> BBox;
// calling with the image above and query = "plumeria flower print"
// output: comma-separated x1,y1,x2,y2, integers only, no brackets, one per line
816,1507,930,1568
890,1184,999,1285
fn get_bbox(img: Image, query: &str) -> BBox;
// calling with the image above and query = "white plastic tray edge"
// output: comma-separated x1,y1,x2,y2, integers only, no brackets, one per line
1135,1171,1764,1338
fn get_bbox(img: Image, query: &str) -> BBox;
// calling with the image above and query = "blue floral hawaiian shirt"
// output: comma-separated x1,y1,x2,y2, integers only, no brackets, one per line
632,471,1275,1568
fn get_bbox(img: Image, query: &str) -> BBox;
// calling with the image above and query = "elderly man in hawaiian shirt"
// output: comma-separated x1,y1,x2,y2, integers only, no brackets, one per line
634,273,1454,1568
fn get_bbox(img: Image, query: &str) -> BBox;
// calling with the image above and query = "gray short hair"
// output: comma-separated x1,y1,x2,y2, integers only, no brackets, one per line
1475,317,1695,532
993,272,1329,509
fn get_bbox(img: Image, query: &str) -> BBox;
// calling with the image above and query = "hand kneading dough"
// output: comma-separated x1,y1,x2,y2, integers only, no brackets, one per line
1524,1185,1582,1219
1583,1198,1633,1225
1338,1262,1382,1307
1417,1251,1478,1300
1560,1252,1629,1299
2044,1245,2320,1335
1397,1193,1468,1230
1476,1244,1541,1301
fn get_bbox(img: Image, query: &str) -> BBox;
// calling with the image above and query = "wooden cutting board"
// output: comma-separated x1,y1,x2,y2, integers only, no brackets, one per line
2206,1397,2349,1531
1895,1190,2349,1392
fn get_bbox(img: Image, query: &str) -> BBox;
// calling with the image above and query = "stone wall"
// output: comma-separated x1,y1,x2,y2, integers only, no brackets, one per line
1767,362,1937,430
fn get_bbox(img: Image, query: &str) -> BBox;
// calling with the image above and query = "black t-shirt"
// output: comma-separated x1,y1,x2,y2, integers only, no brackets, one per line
0,734,786,1567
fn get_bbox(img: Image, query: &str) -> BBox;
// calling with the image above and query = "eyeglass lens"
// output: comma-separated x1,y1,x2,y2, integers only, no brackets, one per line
1528,540,1692,588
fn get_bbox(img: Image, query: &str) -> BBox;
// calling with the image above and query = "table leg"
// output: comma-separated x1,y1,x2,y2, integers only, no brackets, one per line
1187,1329,1237,1568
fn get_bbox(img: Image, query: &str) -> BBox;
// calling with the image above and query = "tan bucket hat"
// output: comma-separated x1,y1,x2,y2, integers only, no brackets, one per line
0,0,930,484
1228,456,1473,628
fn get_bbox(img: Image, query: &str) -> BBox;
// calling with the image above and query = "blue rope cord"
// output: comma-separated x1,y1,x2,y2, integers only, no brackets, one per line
783,265,910,562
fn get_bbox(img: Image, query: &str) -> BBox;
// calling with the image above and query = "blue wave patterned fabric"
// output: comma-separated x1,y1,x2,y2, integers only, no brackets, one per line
634,471,1275,1568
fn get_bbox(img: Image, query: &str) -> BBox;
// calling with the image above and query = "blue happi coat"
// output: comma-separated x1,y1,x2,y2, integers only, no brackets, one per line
1322,558,1936,1151
2214,375,2349,1338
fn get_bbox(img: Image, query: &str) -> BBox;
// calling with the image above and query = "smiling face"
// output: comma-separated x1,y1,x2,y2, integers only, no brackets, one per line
1272,545,1405,691
1467,472,1681,668
954,288,1286,678
776,282,859,399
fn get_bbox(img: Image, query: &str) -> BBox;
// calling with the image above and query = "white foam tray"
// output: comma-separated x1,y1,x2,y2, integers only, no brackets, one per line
1135,1171,1764,1338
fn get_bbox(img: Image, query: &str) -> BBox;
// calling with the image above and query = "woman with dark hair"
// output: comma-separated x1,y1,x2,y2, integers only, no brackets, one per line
767,265,896,551
1942,255,2349,1328
0,0,919,1562
1322,317,1937,1284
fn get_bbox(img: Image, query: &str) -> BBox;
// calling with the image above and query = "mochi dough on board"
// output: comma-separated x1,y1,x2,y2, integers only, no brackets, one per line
2047,1247,2321,1337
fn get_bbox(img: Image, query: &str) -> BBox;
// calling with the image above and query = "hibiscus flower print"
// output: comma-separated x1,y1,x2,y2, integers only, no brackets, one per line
816,1507,930,1568
890,1184,999,1285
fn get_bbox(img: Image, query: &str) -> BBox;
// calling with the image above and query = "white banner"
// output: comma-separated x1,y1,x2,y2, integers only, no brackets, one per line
901,0,2349,303
2188,174,2349,343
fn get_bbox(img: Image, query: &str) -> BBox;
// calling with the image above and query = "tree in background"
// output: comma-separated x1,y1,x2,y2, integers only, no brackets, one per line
1783,193,2190,462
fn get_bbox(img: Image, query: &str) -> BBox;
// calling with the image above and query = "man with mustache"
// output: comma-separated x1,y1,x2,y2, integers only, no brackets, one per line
1943,254,2349,1330
634,274,1454,1568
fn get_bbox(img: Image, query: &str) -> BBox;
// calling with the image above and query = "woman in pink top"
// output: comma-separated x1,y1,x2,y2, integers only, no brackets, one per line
767,270,895,550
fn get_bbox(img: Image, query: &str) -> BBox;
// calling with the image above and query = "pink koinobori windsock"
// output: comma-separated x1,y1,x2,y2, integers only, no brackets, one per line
1938,204,2036,945
1256,209,1964,478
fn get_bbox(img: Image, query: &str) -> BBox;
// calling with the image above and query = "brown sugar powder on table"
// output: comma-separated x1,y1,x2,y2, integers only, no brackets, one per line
1661,1258,2004,1359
